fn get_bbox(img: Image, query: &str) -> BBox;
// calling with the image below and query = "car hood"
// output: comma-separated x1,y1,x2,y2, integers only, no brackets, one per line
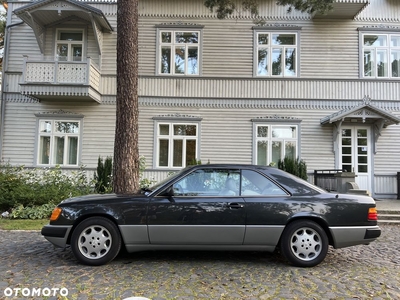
60,193,147,205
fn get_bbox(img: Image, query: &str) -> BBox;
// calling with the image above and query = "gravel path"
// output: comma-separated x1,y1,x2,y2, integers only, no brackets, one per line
1,225,399,300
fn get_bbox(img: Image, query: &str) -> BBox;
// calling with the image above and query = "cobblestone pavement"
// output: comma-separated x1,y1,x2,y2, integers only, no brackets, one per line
0,225,399,300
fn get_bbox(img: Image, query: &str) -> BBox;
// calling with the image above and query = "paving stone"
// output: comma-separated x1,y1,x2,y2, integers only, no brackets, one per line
0,225,399,299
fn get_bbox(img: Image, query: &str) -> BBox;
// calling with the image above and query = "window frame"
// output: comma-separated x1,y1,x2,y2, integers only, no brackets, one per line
359,29,400,80
55,28,85,62
252,118,302,166
253,26,301,78
153,117,202,169
156,25,204,76
34,116,83,167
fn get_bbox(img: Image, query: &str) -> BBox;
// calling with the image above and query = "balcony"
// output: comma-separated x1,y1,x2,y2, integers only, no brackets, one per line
20,57,102,103
313,0,369,19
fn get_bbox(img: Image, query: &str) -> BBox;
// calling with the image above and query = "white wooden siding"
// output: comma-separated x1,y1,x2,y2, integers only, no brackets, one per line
356,0,400,21
87,25,100,66
137,0,308,20
374,121,400,174
300,20,359,79
100,31,117,74
1,102,116,167
100,76,117,95
2,103,37,165
138,78,400,101
7,23,40,72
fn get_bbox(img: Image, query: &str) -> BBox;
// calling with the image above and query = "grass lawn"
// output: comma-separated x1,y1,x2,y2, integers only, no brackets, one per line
0,219,49,230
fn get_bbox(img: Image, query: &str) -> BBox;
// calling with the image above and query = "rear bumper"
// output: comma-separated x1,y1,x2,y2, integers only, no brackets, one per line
41,225,73,248
329,225,381,248
364,227,381,239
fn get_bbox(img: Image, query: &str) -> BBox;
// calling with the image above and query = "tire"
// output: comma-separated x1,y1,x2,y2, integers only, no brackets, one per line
280,220,328,267
70,217,122,266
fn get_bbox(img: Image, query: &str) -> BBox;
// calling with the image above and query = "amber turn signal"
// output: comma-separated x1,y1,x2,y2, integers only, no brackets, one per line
50,207,62,221
368,207,378,221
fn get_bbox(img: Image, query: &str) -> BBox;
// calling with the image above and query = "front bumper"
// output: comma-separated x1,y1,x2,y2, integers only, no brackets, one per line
41,225,73,248
329,225,381,248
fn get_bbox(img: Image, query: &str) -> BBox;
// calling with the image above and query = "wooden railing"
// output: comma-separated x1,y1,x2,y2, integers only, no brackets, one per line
22,57,100,91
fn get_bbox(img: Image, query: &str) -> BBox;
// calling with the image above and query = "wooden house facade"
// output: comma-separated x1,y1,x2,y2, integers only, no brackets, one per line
1,0,400,198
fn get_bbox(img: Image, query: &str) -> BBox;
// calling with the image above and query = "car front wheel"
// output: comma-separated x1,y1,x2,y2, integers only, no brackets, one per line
280,220,328,267
71,217,121,266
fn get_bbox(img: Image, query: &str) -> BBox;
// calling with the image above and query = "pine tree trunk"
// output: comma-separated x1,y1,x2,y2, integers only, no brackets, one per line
113,0,139,194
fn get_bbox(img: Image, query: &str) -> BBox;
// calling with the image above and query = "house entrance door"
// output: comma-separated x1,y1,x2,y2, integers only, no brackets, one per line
341,127,372,192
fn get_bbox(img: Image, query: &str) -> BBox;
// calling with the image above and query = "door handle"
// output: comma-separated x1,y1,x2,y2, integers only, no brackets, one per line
228,203,244,209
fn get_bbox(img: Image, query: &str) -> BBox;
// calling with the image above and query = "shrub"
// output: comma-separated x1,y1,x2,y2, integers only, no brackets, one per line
0,156,156,219
278,156,308,180
93,156,156,191
0,162,94,212
10,202,56,219
94,156,113,193
139,156,156,189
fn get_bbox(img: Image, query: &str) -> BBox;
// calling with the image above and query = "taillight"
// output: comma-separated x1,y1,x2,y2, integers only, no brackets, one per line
368,207,378,221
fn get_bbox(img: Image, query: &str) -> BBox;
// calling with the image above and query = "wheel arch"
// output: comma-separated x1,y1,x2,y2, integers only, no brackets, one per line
66,213,122,245
278,216,334,247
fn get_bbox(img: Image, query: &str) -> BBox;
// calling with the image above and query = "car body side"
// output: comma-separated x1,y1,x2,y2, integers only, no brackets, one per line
41,165,380,254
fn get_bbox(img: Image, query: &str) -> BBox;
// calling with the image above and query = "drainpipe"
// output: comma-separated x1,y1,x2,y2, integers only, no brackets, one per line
0,11,25,159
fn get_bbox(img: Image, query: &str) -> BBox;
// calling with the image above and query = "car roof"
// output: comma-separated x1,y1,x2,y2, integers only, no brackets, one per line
185,164,324,196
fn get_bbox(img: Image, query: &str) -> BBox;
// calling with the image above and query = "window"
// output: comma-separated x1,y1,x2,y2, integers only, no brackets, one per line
173,169,240,196
171,168,286,196
37,120,80,166
156,122,199,168
255,31,298,77
56,30,84,61
241,170,286,196
158,29,200,75
254,123,299,166
362,33,400,79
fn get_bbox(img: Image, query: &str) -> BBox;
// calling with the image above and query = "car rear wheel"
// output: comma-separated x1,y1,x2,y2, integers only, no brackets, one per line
280,220,328,267
71,217,121,266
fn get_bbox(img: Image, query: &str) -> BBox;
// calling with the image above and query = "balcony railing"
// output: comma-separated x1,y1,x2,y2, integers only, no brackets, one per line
23,56,99,86
21,56,101,102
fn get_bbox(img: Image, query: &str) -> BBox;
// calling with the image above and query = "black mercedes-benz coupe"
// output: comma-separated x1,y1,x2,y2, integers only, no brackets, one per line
42,164,380,267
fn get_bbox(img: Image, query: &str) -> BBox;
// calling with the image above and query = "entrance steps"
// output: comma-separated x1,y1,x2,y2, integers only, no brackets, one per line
377,209,400,224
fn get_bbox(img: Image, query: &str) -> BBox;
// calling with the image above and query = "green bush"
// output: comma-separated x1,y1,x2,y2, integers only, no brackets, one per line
93,156,156,191
278,156,308,180
0,156,156,219
10,202,56,219
94,156,113,193
0,163,94,213
139,156,156,189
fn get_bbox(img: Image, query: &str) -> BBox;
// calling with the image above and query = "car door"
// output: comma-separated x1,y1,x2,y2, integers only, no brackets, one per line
240,169,290,246
147,168,246,245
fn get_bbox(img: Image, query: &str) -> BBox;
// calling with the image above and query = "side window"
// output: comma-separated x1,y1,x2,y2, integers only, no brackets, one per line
241,170,286,196
254,123,299,166
172,169,240,196
156,122,199,168
158,30,201,75
361,33,400,79
37,119,81,166
255,31,298,77
56,30,84,62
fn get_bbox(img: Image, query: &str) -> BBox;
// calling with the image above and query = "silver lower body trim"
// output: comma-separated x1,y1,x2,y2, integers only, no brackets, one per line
329,225,380,248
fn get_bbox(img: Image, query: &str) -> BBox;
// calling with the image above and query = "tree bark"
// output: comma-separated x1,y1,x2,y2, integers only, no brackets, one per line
113,0,139,194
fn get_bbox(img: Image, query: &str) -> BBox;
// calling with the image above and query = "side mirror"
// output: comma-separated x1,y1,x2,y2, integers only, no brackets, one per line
158,185,175,197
